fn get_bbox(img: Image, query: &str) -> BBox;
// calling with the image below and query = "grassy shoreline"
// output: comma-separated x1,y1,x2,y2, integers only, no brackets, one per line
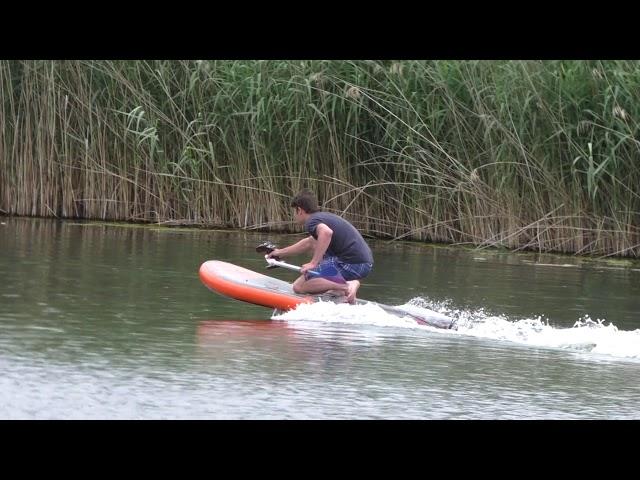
1,60,639,257
5,214,640,271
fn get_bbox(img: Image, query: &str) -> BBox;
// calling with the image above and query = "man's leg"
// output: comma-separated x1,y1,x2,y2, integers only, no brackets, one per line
292,276,348,296
337,262,371,304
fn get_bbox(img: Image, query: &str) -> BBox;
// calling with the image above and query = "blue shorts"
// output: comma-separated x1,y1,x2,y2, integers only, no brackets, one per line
305,256,373,284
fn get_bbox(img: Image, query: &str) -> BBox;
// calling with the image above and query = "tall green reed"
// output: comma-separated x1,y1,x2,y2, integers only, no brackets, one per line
1,60,638,256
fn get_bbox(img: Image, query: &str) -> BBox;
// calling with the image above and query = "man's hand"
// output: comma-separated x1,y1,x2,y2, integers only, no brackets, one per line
301,262,318,275
266,249,282,259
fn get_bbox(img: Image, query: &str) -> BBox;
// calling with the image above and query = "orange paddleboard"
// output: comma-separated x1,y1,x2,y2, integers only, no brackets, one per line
199,260,315,311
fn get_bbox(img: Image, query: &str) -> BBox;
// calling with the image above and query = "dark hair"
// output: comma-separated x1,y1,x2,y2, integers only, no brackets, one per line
290,189,319,213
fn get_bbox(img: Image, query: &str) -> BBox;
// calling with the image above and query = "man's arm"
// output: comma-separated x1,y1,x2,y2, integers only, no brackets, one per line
268,236,314,258
302,223,333,273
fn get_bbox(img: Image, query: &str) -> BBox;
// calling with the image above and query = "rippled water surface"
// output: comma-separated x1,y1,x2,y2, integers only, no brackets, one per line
1,217,639,419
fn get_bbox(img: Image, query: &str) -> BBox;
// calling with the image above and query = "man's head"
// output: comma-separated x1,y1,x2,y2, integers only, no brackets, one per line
290,189,319,224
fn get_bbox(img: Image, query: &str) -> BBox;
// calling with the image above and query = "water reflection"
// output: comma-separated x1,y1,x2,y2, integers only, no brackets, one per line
196,319,307,363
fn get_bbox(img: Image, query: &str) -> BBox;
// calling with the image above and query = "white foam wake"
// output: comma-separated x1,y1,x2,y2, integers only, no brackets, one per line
271,297,640,361
272,300,427,329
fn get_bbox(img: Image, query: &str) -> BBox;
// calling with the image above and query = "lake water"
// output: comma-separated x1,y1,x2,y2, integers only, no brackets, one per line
1,217,639,419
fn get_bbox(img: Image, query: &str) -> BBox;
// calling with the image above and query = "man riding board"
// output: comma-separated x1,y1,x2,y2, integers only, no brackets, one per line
267,189,374,303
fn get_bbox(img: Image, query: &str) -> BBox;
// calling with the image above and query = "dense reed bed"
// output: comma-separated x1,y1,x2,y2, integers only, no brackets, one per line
1,60,639,256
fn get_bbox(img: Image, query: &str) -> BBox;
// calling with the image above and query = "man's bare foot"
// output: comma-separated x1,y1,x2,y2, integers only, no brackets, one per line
346,280,360,304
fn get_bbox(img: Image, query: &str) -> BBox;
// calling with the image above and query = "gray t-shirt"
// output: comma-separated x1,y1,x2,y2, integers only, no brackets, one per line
305,212,373,264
